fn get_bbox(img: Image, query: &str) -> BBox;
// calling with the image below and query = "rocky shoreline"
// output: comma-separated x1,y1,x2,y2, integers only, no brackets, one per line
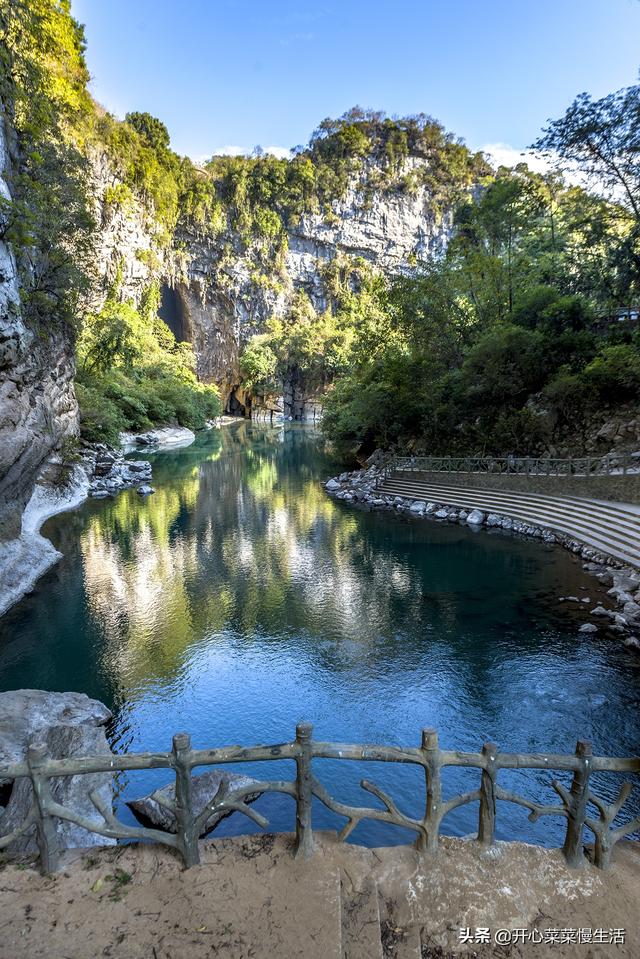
324,462,640,653
84,443,154,499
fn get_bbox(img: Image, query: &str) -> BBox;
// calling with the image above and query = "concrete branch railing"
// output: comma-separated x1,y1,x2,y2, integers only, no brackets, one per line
383,453,637,479
1,726,639,875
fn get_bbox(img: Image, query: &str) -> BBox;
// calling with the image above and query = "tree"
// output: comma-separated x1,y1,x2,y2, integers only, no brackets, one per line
534,82,640,222
125,111,171,153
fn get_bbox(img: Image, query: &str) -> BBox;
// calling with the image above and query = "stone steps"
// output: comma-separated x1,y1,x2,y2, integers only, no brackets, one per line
389,473,640,527
381,484,640,561
341,876,384,959
340,872,421,959
378,476,640,569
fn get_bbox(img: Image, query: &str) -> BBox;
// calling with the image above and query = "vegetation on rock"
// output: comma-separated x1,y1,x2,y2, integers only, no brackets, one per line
3,0,638,458
75,292,220,443
318,85,640,457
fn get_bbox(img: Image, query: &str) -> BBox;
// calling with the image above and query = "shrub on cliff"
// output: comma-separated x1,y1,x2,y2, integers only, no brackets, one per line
76,298,221,442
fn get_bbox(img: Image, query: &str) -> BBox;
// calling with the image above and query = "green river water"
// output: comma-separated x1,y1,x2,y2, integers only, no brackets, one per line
1,422,638,846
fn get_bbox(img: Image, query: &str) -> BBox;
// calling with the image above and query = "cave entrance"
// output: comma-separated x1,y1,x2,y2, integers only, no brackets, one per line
158,283,190,342
226,389,250,417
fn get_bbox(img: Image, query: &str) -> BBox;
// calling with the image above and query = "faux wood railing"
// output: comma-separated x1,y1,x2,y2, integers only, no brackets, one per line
1,726,638,874
382,453,637,479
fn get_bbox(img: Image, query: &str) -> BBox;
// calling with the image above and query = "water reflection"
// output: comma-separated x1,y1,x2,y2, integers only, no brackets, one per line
0,422,638,845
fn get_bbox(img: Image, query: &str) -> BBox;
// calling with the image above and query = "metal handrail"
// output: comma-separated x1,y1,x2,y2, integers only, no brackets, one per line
1,725,638,874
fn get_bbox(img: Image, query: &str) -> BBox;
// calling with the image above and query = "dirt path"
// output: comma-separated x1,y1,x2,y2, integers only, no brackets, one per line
0,834,638,958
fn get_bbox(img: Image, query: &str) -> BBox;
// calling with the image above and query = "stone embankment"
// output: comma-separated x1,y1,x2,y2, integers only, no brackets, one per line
325,462,640,651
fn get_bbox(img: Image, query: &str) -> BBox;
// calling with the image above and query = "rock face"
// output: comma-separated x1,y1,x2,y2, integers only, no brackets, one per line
0,690,115,853
0,118,78,542
127,769,264,837
170,158,452,411
87,149,165,308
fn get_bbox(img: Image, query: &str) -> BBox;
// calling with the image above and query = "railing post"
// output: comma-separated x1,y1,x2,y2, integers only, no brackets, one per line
562,740,592,868
294,722,315,859
419,728,441,854
172,733,200,868
27,743,59,874
478,742,498,848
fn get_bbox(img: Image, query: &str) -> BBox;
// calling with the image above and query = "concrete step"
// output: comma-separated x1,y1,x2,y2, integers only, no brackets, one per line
380,923,422,959
378,479,640,568
379,489,640,568
392,470,640,522
378,900,422,959
382,477,640,535
341,875,383,959
379,486,640,557
379,477,640,541
379,480,640,537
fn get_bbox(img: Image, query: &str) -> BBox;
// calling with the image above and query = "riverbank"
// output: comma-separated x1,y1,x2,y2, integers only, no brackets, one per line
0,465,89,619
0,832,637,958
324,464,640,653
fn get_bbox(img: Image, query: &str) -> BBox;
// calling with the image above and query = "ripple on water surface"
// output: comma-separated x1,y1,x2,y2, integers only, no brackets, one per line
0,422,638,846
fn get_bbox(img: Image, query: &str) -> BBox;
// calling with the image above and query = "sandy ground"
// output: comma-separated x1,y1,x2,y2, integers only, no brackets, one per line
0,834,637,959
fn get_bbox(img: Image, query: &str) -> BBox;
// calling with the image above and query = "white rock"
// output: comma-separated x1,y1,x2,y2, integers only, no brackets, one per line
466,509,485,526
120,426,195,452
578,623,598,633
409,501,427,513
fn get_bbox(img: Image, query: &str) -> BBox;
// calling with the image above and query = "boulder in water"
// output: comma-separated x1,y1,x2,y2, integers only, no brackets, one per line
127,769,264,836
0,690,115,853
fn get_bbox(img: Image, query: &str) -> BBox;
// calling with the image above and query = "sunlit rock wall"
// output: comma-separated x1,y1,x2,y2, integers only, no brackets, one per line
0,113,78,540
172,157,452,411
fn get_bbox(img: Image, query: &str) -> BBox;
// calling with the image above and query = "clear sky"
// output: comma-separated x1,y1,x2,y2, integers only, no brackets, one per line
71,0,640,162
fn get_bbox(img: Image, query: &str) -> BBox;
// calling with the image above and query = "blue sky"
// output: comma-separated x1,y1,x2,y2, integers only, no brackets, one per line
72,0,640,162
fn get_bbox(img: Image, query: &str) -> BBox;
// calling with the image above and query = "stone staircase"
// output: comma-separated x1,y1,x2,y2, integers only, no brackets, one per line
378,472,640,569
340,871,422,959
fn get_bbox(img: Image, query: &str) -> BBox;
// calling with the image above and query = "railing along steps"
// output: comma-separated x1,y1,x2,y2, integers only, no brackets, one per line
378,477,640,569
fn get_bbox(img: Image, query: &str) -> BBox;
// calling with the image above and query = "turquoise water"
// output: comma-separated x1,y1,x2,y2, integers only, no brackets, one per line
1,422,638,846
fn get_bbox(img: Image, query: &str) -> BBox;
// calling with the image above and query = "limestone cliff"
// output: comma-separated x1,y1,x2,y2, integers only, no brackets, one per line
0,114,78,540
170,157,452,413
88,149,168,309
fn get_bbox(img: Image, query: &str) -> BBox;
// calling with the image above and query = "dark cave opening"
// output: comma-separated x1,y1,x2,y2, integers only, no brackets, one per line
158,283,190,343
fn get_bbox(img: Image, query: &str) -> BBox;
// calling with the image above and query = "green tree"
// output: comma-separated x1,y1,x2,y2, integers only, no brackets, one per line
125,111,171,153
534,82,640,222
